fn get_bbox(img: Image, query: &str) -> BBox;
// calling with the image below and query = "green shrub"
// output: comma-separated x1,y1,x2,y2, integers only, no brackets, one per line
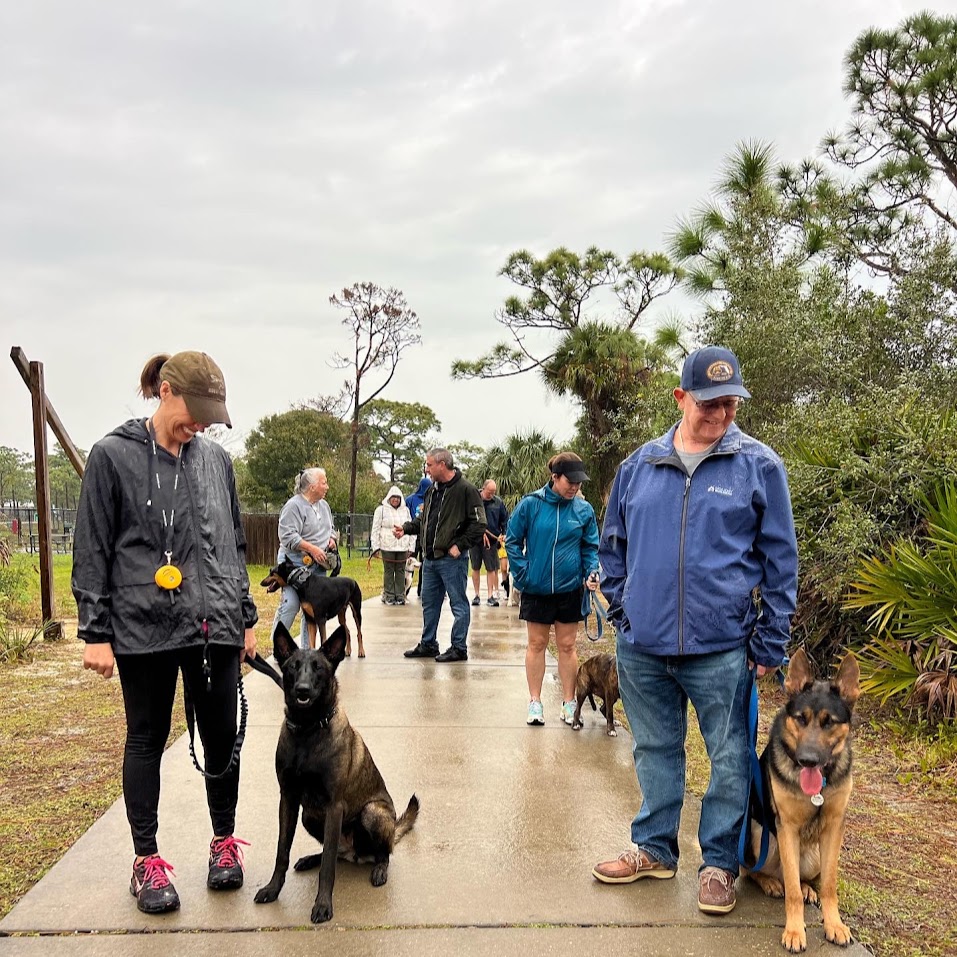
774,381,957,663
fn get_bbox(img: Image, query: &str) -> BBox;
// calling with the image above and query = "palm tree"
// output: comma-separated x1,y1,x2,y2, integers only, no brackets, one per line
472,431,559,509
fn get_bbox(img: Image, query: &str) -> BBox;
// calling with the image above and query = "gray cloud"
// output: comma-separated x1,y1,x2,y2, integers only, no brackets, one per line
0,0,941,458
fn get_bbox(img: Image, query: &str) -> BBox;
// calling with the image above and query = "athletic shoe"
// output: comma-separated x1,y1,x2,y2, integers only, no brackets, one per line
527,700,545,725
130,855,180,913
472,595,481,606
560,700,576,725
487,597,500,607
208,835,248,890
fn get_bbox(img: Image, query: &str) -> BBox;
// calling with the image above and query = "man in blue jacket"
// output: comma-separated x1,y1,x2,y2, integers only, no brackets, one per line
592,346,798,918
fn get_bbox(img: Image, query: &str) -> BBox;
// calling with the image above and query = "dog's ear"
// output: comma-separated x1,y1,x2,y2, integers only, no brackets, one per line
272,622,297,667
784,648,814,696
320,625,348,670
832,652,861,710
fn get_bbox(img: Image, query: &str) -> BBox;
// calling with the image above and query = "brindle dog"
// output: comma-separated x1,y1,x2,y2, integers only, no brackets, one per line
571,653,620,735
254,622,418,923
743,649,860,953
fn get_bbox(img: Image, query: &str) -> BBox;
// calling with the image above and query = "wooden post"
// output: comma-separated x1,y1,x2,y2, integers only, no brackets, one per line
10,347,85,478
29,361,62,639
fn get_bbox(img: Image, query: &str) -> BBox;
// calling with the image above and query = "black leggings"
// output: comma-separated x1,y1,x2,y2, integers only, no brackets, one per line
116,645,241,857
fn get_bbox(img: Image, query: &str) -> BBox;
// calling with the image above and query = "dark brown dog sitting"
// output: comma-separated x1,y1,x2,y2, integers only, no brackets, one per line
571,653,620,735
254,621,418,924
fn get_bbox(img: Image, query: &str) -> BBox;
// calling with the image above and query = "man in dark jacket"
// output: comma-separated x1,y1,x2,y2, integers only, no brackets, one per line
470,479,509,607
395,448,485,661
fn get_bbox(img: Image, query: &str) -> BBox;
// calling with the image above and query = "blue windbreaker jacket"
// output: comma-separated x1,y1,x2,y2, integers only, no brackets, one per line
600,423,798,667
506,483,599,596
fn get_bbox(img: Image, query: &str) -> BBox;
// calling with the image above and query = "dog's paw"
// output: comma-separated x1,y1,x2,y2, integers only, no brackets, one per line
824,920,852,947
294,853,323,872
358,649,366,658
754,873,785,898
801,882,819,905
254,885,280,904
311,898,334,923
781,925,807,953
370,863,389,886
572,719,583,730
606,727,618,736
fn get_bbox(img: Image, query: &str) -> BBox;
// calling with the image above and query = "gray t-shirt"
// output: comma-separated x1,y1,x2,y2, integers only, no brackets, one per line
675,436,719,477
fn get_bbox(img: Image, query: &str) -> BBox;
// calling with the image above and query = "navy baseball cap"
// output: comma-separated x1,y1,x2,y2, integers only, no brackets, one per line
680,346,751,401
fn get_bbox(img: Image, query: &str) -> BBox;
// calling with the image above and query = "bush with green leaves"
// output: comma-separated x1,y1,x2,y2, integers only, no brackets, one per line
844,482,957,721
774,380,957,663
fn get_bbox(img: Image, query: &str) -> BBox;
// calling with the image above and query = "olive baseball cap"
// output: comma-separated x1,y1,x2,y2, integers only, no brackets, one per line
161,351,232,427
680,346,751,401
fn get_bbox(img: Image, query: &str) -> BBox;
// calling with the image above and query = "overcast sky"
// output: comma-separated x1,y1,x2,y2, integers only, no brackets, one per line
0,0,946,465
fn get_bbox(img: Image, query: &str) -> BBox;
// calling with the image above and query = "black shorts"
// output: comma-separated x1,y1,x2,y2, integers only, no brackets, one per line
519,588,584,625
469,544,500,572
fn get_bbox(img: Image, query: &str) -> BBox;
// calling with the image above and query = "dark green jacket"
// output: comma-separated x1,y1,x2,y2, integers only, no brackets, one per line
403,469,485,559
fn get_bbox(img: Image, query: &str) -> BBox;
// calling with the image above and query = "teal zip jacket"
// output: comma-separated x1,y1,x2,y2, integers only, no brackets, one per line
505,483,599,596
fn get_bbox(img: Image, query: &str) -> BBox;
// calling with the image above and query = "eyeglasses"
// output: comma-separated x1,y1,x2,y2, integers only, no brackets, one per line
691,397,743,414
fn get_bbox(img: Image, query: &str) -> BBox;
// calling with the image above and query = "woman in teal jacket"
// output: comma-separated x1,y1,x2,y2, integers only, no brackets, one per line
505,452,600,728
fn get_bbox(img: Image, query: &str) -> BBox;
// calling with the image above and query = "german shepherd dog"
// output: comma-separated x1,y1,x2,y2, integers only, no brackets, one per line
254,622,419,924
261,557,364,657
743,649,860,953
571,653,620,735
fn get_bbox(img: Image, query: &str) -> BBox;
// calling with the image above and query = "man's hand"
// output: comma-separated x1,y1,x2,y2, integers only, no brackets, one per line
83,643,115,680
393,524,405,539
449,544,461,558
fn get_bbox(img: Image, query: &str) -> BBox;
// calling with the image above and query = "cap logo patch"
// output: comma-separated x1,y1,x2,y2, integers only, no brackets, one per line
706,360,734,383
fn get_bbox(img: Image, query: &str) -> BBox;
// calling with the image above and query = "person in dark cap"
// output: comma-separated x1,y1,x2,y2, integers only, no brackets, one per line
505,451,600,727
591,346,798,918
72,351,258,915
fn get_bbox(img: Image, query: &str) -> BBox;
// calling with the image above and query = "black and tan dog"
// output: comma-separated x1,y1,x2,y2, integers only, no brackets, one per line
743,649,860,953
261,557,364,657
254,621,419,924
571,653,620,735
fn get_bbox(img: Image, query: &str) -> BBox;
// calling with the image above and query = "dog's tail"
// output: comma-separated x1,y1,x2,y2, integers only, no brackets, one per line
394,794,419,843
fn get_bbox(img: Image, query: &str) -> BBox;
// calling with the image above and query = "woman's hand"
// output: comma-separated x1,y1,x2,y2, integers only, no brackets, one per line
585,571,600,592
242,628,257,663
83,643,115,679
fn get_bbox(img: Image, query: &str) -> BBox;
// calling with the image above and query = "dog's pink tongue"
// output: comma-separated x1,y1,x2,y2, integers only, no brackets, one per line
800,767,824,795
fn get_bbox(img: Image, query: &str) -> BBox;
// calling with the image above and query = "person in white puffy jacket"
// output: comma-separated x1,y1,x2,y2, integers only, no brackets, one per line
371,485,413,604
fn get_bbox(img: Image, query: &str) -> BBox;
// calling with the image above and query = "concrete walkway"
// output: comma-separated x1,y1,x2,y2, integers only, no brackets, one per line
1,587,868,956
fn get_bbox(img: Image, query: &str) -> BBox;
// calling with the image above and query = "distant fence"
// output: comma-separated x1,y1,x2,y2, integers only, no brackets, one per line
2,506,77,551
1,506,374,565
241,513,374,566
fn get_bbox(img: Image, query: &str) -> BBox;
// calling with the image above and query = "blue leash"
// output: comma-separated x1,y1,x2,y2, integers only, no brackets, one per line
738,661,788,871
583,588,609,641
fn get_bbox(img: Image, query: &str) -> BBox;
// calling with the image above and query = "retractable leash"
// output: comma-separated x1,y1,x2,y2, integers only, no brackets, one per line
184,651,283,780
738,659,788,871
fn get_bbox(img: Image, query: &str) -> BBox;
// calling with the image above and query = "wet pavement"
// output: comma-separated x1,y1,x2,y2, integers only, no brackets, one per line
0,583,869,955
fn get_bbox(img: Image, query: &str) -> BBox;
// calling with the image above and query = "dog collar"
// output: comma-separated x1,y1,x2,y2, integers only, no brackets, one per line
285,705,337,734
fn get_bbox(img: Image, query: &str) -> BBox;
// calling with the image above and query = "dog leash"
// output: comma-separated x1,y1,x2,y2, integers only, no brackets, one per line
184,651,283,780
738,660,788,871
583,589,609,642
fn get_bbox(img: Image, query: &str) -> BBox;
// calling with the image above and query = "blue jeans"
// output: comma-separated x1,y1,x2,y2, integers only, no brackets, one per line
419,554,471,651
617,641,750,874
270,562,327,651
